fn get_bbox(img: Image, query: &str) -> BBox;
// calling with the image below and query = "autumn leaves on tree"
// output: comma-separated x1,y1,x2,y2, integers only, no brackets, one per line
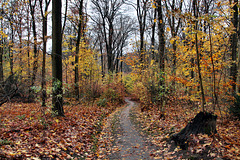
0,0,239,111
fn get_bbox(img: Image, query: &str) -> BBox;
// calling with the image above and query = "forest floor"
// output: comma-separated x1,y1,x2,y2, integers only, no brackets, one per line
0,97,240,159
97,97,240,160
0,99,115,159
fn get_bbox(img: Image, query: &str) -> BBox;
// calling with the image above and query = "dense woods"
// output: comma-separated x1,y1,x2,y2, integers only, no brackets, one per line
0,0,239,159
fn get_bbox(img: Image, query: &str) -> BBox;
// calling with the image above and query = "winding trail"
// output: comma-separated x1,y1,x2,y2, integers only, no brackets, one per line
108,98,157,159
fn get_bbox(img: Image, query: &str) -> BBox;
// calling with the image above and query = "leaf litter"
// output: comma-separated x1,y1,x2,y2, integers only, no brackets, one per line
0,101,112,159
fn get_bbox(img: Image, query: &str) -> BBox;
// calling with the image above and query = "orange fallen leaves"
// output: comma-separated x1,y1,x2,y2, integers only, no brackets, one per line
131,99,240,159
0,102,112,159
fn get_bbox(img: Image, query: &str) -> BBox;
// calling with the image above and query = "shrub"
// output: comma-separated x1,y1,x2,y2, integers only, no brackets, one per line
100,80,125,105
97,98,107,107
84,81,102,101
123,74,135,94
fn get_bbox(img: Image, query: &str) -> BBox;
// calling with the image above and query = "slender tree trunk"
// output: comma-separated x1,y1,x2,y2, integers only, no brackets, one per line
151,7,157,61
0,41,3,82
157,0,165,82
193,0,205,111
0,18,3,82
75,0,84,100
18,33,23,77
40,0,51,107
29,0,38,88
208,23,218,111
42,15,47,107
0,45,3,82
100,38,105,79
27,7,31,102
108,21,114,73
156,0,165,108
52,0,64,116
230,0,238,94
9,25,14,76
137,0,147,69
120,46,123,81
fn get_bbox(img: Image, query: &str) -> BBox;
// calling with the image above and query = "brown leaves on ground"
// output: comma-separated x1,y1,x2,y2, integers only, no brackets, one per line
131,97,240,159
0,101,112,159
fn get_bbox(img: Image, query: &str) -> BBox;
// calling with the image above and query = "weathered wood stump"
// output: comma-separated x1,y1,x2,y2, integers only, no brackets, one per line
171,112,217,149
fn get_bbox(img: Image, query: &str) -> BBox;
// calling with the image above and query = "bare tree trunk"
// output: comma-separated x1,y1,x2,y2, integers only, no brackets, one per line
27,6,31,102
52,0,64,116
99,37,105,79
29,0,38,88
137,0,148,69
108,21,114,73
75,0,84,100
230,0,238,94
151,7,157,61
40,0,51,107
0,17,3,82
208,23,218,111
0,41,3,82
157,0,165,82
193,0,205,111
9,24,14,76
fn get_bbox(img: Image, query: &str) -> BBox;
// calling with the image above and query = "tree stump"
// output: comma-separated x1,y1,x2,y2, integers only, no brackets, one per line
171,112,217,149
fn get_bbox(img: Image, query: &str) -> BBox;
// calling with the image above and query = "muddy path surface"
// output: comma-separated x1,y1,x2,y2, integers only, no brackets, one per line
107,98,158,159
98,98,219,160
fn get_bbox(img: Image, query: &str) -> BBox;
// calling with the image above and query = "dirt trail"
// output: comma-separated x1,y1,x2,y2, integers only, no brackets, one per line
108,98,157,159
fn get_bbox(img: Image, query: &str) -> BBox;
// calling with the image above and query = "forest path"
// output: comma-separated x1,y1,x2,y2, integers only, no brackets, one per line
106,98,158,159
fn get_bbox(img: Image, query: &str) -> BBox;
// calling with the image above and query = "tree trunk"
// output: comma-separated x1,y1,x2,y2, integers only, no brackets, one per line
40,0,51,107
100,37,105,79
137,0,147,70
9,25,14,76
230,0,238,94
52,0,64,116
0,2,3,82
75,0,84,100
27,6,31,102
151,7,157,61
209,23,218,111
193,0,205,111
157,0,165,85
108,21,114,73
29,0,38,88
0,42,3,82
171,112,217,149
0,25,3,82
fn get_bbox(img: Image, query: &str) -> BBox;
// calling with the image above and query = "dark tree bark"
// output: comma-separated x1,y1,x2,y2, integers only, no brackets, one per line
137,0,148,69
52,0,64,116
157,0,165,84
29,0,38,88
75,0,84,100
40,0,51,107
9,20,14,76
230,0,238,94
172,112,217,149
208,23,218,111
0,17,3,82
27,5,31,102
0,41,3,82
99,35,105,79
193,0,205,111
151,6,157,61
